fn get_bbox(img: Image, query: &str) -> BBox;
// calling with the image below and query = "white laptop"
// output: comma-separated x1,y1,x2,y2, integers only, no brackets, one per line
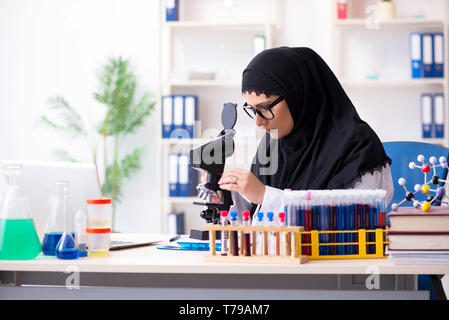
0,161,102,239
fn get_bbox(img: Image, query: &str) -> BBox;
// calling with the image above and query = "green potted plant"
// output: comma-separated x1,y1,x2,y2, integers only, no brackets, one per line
40,56,155,230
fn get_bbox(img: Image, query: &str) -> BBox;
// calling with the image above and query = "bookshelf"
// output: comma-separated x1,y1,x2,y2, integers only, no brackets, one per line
335,18,445,27
332,0,449,147
164,21,273,30
167,80,240,87
157,0,277,233
341,78,447,88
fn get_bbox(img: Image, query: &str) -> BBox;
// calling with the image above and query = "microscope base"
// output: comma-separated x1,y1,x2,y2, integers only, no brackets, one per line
189,229,221,241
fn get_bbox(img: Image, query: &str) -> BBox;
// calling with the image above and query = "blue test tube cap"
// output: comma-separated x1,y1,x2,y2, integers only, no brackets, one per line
230,211,238,220
257,211,264,222
78,250,88,257
267,211,274,221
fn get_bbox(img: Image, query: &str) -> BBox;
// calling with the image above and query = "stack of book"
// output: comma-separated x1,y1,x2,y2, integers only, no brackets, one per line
386,206,449,263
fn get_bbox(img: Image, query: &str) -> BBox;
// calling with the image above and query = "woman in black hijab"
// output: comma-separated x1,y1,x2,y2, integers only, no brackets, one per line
218,47,393,215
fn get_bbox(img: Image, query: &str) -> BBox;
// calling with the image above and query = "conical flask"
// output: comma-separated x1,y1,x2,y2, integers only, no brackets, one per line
0,163,41,260
55,183,78,259
42,181,75,256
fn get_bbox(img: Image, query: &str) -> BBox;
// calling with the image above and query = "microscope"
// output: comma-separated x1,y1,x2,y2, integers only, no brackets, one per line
189,102,237,240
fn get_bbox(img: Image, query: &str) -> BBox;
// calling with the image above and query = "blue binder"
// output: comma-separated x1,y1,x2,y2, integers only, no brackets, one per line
172,95,188,139
434,93,445,138
410,33,422,78
421,93,433,138
183,95,197,138
178,153,198,197
165,0,179,22
162,96,174,138
167,211,185,235
178,154,189,197
433,33,444,78
168,153,179,197
422,33,434,78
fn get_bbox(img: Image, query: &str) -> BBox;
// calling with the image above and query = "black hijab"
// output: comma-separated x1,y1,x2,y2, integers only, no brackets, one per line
242,47,391,194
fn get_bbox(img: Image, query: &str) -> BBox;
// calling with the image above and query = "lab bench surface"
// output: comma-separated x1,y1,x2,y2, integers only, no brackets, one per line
0,234,448,275
0,234,447,300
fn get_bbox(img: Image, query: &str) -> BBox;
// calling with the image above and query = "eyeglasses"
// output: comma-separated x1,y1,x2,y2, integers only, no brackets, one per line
242,96,284,120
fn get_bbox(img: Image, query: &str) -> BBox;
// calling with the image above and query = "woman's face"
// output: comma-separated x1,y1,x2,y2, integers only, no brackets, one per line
243,91,294,139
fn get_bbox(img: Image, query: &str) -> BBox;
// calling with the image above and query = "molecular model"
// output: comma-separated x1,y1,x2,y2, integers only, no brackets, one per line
391,154,449,212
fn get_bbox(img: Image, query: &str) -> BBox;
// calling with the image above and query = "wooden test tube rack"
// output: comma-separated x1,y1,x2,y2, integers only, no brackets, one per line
203,225,309,264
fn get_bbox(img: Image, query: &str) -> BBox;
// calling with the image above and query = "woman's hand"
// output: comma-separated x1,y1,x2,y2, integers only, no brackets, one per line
218,168,266,204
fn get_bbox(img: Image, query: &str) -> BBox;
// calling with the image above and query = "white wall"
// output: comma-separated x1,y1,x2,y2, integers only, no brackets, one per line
0,0,160,233
0,0,337,233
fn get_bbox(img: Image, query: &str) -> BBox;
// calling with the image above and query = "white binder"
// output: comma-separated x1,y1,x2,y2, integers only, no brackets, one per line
433,33,444,77
421,93,433,138
410,33,422,78
162,96,173,138
173,95,185,138
422,34,434,77
168,153,179,197
434,93,445,138
178,154,189,197
184,95,196,138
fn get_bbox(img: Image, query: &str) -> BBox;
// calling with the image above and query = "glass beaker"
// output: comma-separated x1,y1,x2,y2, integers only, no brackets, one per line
0,163,42,260
55,182,78,260
42,181,75,256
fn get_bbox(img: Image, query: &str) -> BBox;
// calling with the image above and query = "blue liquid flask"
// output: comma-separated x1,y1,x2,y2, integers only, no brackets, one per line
55,183,78,260
43,182,74,256
42,232,63,256
56,233,78,259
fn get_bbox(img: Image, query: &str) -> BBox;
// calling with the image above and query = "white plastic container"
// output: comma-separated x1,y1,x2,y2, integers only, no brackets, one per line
86,227,111,257
378,0,396,21
86,198,111,228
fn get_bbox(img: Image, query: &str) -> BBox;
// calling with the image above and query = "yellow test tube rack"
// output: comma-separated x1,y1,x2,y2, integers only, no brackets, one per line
203,225,309,264
300,229,389,260
204,226,389,263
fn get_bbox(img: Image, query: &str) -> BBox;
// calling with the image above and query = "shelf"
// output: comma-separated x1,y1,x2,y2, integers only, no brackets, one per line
420,140,448,147
167,80,240,87
157,0,277,233
334,18,445,28
341,78,447,88
418,138,446,145
164,196,198,204
383,138,447,146
163,21,271,30
160,138,203,145
160,138,259,146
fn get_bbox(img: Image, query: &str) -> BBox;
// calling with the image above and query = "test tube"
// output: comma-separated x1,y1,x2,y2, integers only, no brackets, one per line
256,211,264,256
303,192,312,256
229,211,239,256
220,210,228,256
266,212,276,256
242,211,251,256
278,212,286,256
284,189,293,226
74,210,88,257
377,189,387,253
